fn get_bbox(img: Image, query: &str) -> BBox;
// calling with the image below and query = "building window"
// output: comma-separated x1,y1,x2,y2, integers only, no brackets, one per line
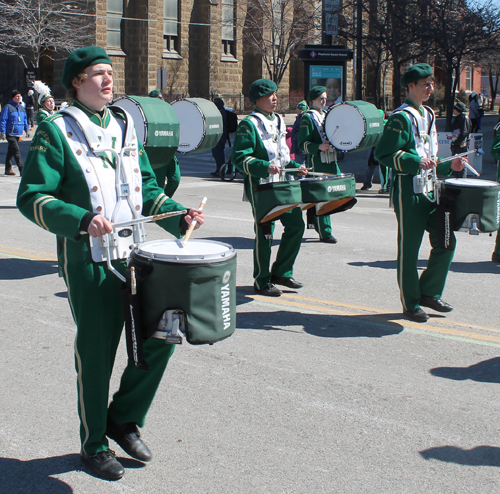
221,0,236,59
164,0,179,55
107,0,123,50
465,66,472,92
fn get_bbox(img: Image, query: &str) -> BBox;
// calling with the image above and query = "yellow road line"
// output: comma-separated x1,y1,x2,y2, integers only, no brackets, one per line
0,245,57,261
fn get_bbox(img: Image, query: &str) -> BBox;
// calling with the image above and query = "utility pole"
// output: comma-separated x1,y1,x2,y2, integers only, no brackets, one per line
355,0,363,99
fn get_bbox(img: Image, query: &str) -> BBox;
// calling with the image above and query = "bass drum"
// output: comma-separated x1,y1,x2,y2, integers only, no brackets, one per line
113,95,180,169
129,239,237,345
323,101,383,153
171,98,223,154
440,178,500,232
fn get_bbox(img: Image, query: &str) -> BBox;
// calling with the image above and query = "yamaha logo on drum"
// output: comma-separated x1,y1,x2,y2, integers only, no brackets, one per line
155,130,174,137
222,270,231,284
328,184,347,193
221,280,231,330
339,141,352,146
209,124,220,130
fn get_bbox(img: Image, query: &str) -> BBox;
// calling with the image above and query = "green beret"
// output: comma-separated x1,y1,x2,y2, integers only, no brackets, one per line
249,79,278,103
401,63,433,88
296,100,309,112
62,46,112,90
308,86,327,102
148,89,162,98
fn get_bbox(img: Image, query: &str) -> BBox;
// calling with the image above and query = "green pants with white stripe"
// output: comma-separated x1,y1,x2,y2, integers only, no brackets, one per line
393,174,456,311
60,237,175,456
251,207,304,290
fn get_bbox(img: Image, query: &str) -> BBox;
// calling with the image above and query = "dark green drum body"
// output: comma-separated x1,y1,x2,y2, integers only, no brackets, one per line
300,174,357,216
113,96,180,169
252,180,302,224
129,239,236,345
324,101,383,153
441,178,500,232
171,98,223,154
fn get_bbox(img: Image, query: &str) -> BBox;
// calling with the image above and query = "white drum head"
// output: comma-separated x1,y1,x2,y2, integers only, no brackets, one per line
324,104,365,151
444,178,500,188
134,239,234,263
113,97,147,145
172,100,205,152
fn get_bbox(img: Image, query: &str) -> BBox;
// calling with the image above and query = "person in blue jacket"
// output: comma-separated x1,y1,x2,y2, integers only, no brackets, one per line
0,90,30,175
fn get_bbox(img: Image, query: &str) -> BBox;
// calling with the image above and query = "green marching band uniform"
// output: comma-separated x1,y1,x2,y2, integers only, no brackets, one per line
375,64,457,315
232,79,304,291
17,48,190,459
490,124,500,260
36,107,53,125
298,86,341,240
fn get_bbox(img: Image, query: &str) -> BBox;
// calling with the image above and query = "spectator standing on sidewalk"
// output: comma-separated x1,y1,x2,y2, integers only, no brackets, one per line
25,89,35,129
0,90,30,176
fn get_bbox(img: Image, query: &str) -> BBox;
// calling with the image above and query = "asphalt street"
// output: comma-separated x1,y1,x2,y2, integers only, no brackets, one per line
0,113,500,493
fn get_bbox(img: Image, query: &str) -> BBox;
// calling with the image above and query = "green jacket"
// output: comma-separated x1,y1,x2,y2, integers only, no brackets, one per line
232,108,300,201
36,108,52,125
375,98,452,177
18,100,186,242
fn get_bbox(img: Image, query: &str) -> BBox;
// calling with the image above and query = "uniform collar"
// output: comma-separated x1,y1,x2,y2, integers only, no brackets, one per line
254,106,275,120
73,100,110,127
405,97,424,116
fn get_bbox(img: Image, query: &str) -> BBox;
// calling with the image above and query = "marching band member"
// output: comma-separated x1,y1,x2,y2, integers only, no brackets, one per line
17,46,204,480
298,86,341,244
375,63,465,323
232,78,307,297
490,124,500,263
34,80,56,124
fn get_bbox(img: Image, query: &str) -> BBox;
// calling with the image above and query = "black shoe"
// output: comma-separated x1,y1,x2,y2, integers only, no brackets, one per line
492,253,500,263
420,296,453,313
254,284,282,297
80,449,124,480
271,275,303,289
403,307,429,323
320,236,338,244
106,419,152,462
210,171,219,177
378,188,388,194
360,185,371,190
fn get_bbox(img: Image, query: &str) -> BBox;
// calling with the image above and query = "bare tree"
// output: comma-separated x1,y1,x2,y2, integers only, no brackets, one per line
0,0,92,70
241,0,322,85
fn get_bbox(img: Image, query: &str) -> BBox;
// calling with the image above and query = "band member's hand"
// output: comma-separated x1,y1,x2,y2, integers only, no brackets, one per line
319,142,331,151
451,157,467,171
268,163,281,175
298,165,308,176
87,214,113,238
419,157,436,170
185,209,205,229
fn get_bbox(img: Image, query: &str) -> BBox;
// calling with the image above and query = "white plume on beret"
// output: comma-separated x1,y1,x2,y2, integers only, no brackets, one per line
34,80,52,105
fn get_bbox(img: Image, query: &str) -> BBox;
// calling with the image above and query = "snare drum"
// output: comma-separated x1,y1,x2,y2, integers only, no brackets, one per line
171,98,223,154
440,178,500,232
129,239,236,345
300,174,357,216
324,101,383,153
252,181,302,223
112,96,180,169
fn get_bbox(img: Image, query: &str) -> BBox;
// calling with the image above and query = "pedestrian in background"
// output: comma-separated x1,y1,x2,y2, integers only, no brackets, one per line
211,97,228,177
0,90,30,176
450,101,470,178
291,100,308,165
25,89,35,129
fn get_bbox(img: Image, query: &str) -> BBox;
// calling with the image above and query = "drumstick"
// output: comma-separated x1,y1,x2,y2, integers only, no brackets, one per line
111,210,187,229
182,197,207,247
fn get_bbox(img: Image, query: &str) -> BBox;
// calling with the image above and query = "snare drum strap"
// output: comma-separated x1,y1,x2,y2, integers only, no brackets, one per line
435,186,458,251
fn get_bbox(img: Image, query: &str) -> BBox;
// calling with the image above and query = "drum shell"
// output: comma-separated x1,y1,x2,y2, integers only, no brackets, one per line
253,181,302,224
113,95,180,169
130,242,237,345
441,179,500,232
172,98,223,154
300,174,356,203
324,101,383,153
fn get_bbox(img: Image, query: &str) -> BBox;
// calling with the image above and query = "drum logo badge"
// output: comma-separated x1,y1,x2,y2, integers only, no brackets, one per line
221,280,232,330
155,130,174,137
339,141,352,146
223,270,231,284
328,184,347,193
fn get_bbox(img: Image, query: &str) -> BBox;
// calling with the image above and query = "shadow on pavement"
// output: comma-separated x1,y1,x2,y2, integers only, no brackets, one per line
419,445,500,467
0,454,78,493
0,258,58,280
349,259,499,274
234,304,403,339
430,357,500,383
